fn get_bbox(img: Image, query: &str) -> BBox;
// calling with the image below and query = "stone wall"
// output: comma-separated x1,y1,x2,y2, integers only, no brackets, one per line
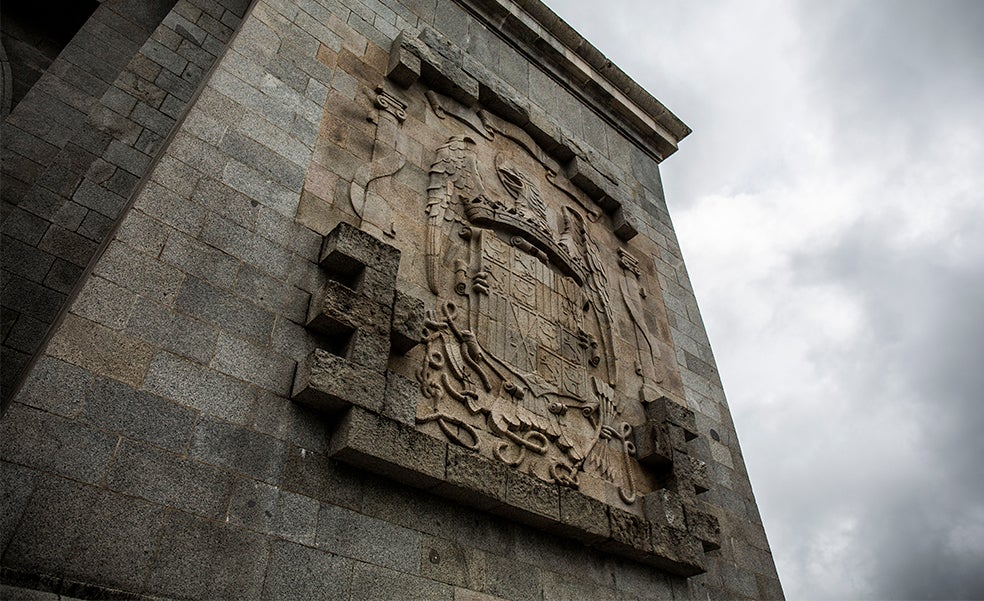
0,1,783,599
1,0,250,400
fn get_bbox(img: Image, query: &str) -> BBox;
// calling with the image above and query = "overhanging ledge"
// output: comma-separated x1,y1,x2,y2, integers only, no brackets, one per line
459,0,692,161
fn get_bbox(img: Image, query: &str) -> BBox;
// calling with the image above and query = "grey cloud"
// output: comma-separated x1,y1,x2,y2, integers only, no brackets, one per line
795,0,984,157
793,212,984,599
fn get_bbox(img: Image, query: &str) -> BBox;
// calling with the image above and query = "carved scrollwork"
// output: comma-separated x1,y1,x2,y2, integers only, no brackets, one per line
416,411,480,450
375,87,408,121
417,131,659,499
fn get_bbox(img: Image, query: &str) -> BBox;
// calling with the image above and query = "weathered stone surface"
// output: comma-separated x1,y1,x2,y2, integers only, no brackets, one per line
189,415,288,484
421,534,487,590
387,31,422,87
674,452,710,495
15,357,92,417
46,314,154,388
306,278,391,337
147,510,269,600
687,506,722,552
649,521,705,577
0,403,117,484
484,553,540,601
261,540,353,600
566,154,618,205
349,561,452,601
383,369,419,426
82,377,197,452
437,444,508,510
557,485,610,544
328,405,447,488
391,289,425,354
106,439,235,519
643,489,689,532
317,503,422,574
612,204,639,241
409,27,480,106
228,477,319,545
494,469,560,528
634,422,677,468
293,348,387,414
603,508,654,562
282,446,365,510
0,462,40,555
4,477,166,592
319,220,400,289
646,395,698,438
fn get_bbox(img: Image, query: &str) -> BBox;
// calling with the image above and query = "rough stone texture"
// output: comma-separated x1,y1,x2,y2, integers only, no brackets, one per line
391,289,425,354
438,444,508,510
261,540,354,600
293,348,387,413
146,510,270,600
4,476,166,593
317,502,423,574
0,0,782,599
2,0,251,403
328,405,448,488
106,438,236,519
495,469,561,529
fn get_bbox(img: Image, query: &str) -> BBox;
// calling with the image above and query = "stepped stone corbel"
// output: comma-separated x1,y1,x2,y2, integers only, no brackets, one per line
292,222,424,417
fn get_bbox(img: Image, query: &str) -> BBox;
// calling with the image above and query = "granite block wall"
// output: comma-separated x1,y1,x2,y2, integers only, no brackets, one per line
0,1,782,599
1,0,252,401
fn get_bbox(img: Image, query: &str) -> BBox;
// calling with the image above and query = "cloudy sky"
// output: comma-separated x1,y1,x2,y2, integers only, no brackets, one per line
545,1,984,599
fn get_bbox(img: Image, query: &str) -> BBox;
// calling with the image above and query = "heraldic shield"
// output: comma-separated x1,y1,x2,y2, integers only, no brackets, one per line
415,129,666,506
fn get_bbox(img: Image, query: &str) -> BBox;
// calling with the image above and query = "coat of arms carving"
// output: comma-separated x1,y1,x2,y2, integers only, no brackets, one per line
414,122,680,508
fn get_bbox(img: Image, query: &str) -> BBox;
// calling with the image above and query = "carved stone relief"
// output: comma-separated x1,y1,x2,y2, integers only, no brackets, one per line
350,86,408,239
294,24,719,576
413,100,683,511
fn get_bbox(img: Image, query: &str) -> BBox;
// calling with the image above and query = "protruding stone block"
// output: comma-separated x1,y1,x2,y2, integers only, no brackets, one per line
673,451,710,494
612,204,639,241
436,444,508,510
390,290,424,355
566,155,619,206
524,106,570,161
633,421,677,468
645,395,698,440
416,28,480,106
557,485,610,544
292,349,386,414
687,506,722,552
306,279,391,337
602,508,653,562
493,469,560,528
387,31,421,87
478,79,530,127
319,222,400,295
327,406,447,489
642,489,688,531
649,521,704,576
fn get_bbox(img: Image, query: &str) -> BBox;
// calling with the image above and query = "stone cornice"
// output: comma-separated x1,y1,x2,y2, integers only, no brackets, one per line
460,0,691,161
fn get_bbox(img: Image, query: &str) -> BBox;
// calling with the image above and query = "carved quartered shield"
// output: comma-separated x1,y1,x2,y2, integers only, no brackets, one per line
416,121,654,502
